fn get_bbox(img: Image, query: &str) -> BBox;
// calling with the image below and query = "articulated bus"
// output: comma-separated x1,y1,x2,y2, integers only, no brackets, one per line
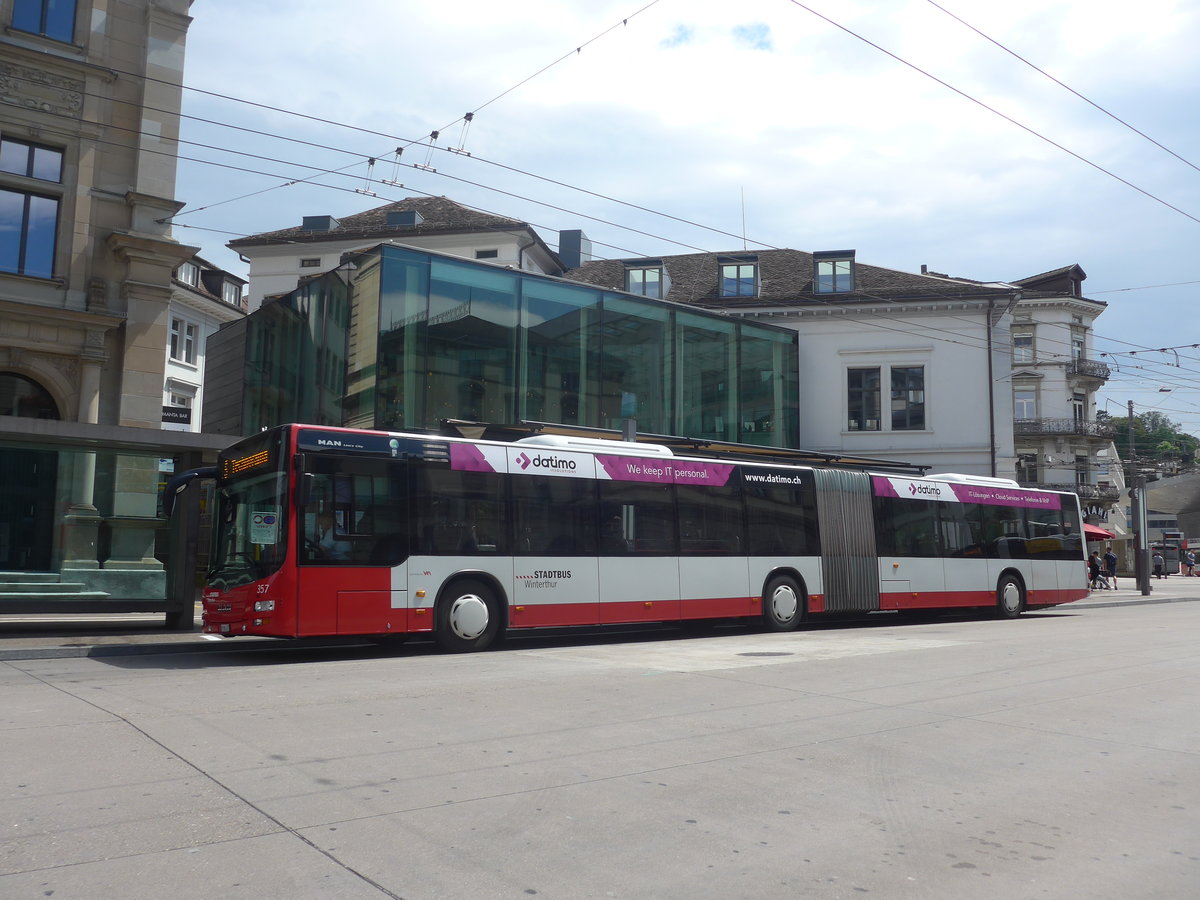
200,423,1087,651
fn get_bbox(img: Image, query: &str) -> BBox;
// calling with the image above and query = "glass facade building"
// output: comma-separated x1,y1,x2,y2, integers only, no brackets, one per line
220,245,799,446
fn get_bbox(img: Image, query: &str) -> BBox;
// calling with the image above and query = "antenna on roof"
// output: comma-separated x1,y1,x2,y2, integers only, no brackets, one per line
741,186,747,251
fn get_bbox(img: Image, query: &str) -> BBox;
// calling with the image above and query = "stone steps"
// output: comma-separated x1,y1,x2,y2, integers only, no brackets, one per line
0,572,111,602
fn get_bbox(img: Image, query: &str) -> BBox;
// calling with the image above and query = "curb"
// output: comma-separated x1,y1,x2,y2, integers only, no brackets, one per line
3,596,1197,661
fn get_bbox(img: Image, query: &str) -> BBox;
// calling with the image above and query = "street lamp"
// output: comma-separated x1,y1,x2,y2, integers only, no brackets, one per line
1127,400,1150,596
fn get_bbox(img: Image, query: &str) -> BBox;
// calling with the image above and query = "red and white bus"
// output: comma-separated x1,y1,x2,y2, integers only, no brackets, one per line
200,423,1087,650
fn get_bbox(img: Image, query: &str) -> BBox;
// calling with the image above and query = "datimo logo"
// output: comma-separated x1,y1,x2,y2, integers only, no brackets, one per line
909,482,943,497
516,452,576,471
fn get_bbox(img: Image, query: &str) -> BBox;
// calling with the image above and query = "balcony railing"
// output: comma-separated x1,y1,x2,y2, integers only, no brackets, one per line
1014,418,1114,439
1067,358,1111,381
1028,481,1123,502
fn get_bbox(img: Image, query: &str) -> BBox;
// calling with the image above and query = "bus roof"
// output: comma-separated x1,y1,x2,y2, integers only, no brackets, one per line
440,419,929,475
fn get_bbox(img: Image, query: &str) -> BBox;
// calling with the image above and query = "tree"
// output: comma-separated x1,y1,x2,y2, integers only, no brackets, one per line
1110,412,1199,469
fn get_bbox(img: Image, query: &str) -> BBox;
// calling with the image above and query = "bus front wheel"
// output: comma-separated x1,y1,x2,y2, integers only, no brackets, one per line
436,579,502,652
995,574,1025,619
763,576,805,632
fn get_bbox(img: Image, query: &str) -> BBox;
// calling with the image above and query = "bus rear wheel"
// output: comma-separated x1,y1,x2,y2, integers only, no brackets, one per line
763,576,805,632
436,579,502,652
996,574,1025,619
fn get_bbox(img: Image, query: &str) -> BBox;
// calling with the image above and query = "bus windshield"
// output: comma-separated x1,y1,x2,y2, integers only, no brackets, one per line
208,430,289,590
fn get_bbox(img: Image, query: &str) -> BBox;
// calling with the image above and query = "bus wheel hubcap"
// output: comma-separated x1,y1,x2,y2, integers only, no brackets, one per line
448,594,489,640
771,586,798,622
1001,583,1020,613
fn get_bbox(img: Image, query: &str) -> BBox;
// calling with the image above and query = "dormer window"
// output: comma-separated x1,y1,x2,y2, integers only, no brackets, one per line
625,262,667,299
177,261,199,286
719,258,758,297
222,281,242,306
814,250,854,293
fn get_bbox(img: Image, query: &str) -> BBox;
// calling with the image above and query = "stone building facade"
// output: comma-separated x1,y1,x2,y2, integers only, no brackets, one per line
0,0,215,607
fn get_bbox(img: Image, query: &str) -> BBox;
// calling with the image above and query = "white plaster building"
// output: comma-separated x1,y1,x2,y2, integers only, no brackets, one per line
567,249,1023,478
163,256,246,432
228,196,570,311
1009,266,1124,532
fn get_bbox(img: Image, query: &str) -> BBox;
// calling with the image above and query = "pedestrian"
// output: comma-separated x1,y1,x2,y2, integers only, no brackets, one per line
1187,549,1195,576
1103,546,1118,589
1153,550,1165,579
1088,551,1105,590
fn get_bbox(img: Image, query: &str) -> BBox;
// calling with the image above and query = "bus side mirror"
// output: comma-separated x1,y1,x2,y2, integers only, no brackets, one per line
296,471,314,507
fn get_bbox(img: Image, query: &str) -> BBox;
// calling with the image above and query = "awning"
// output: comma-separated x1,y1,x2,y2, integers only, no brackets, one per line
1083,524,1115,541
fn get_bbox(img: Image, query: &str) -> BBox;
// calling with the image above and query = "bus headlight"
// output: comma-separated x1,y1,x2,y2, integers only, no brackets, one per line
254,600,275,612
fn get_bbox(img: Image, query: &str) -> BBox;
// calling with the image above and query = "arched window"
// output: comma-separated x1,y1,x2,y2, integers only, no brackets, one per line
0,373,59,419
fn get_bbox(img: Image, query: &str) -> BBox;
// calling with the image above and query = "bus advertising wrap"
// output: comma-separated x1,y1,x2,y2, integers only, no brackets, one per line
449,443,735,486
595,456,735,485
872,476,1062,510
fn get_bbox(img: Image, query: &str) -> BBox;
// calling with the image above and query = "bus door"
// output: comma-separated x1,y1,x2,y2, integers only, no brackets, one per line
813,470,880,612
297,458,409,636
509,461,600,628
597,482,680,623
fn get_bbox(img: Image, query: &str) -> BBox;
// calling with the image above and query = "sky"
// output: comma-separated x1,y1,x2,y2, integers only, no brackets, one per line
173,0,1200,434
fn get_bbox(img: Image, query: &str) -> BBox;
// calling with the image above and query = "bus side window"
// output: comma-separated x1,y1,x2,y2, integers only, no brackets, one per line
411,463,506,557
512,475,595,556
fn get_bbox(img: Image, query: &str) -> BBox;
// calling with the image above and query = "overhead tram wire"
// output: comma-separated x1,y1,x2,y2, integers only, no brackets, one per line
783,0,1200,228
157,1,665,225
42,5,784,254
42,53,1195,365
924,0,1200,177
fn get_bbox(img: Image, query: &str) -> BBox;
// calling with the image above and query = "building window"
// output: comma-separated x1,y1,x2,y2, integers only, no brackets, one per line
299,257,321,268
474,249,499,260
1071,332,1085,360
177,261,199,286
626,266,664,298
0,138,63,279
170,318,197,365
847,367,881,431
0,139,63,182
1075,454,1089,485
12,0,75,43
890,366,925,430
1016,452,1039,484
222,280,242,306
814,253,854,293
719,261,758,297
1014,387,1037,419
0,189,58,278
1072,392,1086,427
1012,329,1034,363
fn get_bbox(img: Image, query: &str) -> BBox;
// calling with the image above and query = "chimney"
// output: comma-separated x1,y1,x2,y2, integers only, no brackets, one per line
558,229,592,270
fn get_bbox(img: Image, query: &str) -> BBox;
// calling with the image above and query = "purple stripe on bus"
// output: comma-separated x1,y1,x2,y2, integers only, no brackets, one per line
872,476,901,498
671,460,735,486
948,483,1062,509
872,475,1063,510
450,443,496,473
596,456,734,485
596,456,674,483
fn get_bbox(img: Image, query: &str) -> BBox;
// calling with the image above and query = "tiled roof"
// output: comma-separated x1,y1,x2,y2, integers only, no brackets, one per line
1013,264,1086,286
565,248,1017,308
228,195,534,248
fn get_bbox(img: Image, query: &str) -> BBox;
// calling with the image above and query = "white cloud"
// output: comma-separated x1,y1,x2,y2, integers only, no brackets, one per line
175,0,1200,431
